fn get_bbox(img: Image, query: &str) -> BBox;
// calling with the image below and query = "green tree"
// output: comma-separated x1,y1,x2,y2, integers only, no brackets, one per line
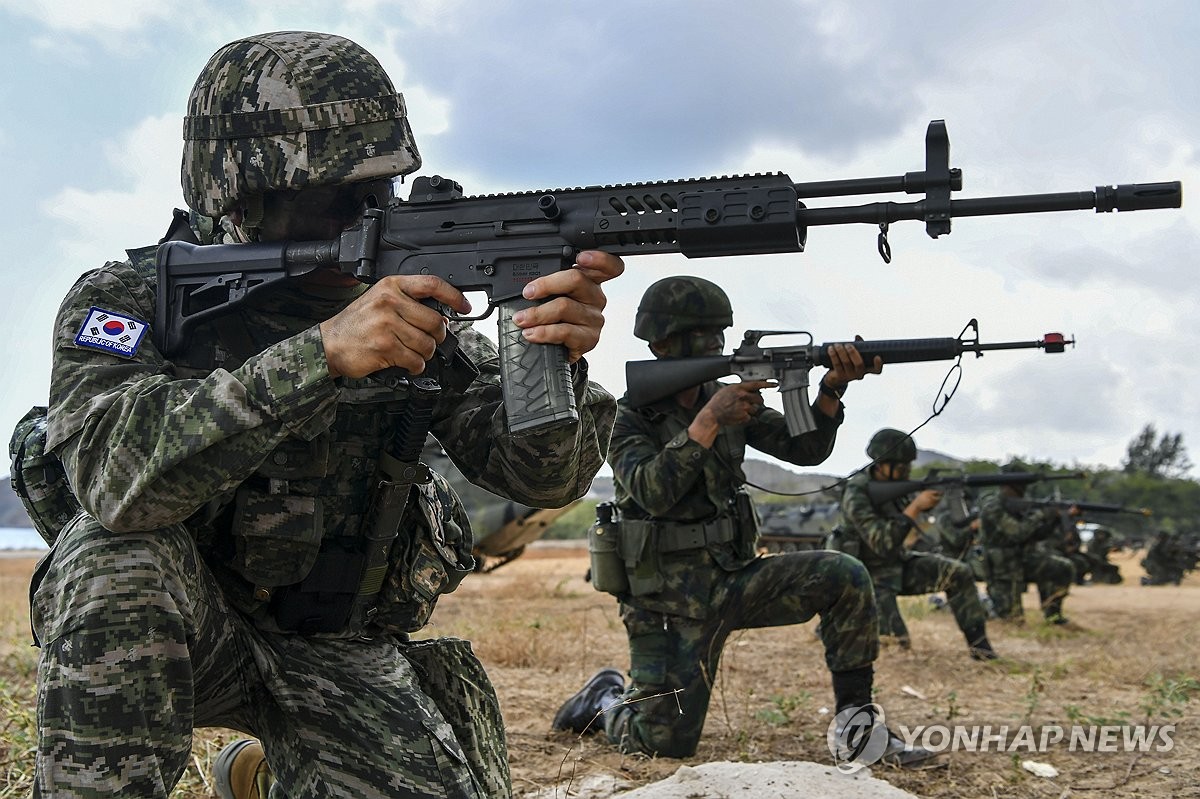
1122,424,1193,478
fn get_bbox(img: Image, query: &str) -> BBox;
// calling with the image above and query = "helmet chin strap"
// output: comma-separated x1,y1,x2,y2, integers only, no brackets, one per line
213,194,264,244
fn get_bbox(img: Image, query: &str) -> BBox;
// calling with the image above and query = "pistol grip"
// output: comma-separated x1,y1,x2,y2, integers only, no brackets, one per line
497,298,579,435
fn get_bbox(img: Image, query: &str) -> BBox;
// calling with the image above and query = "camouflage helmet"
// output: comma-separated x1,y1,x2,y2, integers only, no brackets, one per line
633,276,733,342
182,31,421,217
867,428,917,463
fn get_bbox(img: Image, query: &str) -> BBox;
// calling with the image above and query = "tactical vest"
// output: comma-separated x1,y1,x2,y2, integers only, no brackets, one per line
590,391,760,601
10,244,477,639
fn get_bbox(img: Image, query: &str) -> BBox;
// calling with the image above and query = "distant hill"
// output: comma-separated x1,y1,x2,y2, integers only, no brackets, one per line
916,449,966,470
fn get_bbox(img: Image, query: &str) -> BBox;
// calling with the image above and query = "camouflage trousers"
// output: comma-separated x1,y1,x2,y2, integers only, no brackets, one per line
870,552,987,642
985,545,1073,620
603,550,878,759
30,515,508,799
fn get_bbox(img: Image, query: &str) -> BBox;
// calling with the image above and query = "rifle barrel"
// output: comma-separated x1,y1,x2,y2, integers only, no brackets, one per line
798,182,1182,228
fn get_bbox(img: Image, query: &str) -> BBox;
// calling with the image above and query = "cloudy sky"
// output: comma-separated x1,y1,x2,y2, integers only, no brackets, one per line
0,0,1196,483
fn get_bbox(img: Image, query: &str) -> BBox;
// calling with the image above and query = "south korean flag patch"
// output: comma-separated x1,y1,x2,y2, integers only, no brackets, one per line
74,307,149,358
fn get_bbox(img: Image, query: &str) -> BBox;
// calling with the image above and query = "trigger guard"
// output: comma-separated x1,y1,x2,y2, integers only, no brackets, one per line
445,301,496,323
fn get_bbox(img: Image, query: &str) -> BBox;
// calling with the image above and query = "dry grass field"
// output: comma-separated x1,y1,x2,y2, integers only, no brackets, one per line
2,546,1197,798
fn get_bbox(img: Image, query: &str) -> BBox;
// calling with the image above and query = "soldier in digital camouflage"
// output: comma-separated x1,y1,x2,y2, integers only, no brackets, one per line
836,428,998,660
977,463,1078,624
29,31,621,799
551,276,936,768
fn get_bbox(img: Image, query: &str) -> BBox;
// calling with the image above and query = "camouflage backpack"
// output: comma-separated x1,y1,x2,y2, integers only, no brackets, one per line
8,406,80,546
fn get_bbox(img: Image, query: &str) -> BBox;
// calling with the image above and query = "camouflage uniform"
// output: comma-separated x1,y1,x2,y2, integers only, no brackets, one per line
977,490,1073,621
931,486,986,581
1084,527,1124,584
30,32,617,799
32,243,614,798
838,473,988,644
600,383,877,759
1140,531,1195,585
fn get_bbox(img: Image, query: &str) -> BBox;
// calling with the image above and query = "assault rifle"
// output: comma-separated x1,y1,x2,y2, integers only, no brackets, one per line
154,119,1180,434
625,320,1073,436
1006,498,1154,518
866,470,1085,506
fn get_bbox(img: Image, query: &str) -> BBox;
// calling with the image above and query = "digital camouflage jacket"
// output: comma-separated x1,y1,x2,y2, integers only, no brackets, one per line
46,245,616,636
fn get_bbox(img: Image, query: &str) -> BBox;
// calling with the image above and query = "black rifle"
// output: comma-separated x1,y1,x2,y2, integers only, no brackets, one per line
154,119,1181,435
866,470,1085,507
625,320,1073,436
1006,498,1154,518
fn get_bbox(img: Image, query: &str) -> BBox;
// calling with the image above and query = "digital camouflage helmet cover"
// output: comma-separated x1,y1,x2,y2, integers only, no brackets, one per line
182,31,421,218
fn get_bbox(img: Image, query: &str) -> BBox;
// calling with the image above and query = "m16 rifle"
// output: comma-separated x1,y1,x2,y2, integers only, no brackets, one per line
1005,498,1154,519
625,320,1073,436
866,470,1085,506
155,119,1180,435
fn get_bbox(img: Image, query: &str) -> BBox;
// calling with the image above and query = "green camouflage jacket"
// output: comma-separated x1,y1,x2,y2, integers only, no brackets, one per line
608,381,841,618
47,245,616,634
977,490,1059,550
838,471,916,579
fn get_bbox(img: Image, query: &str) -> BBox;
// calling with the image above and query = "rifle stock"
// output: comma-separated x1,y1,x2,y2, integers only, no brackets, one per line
624,356,733,408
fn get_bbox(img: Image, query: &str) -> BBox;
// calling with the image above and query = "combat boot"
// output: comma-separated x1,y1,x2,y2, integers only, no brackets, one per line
879,729,940,769
552,668,625,735
964,625,999,661
214,739,274,799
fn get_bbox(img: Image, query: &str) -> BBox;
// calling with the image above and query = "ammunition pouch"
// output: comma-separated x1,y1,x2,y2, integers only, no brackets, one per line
271,547,364,634
371,470,475,634
231,487,325,588
731,489,760,563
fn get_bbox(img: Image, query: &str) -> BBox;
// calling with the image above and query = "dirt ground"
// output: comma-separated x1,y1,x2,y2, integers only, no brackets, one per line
1,545,1197,798
440,544,1199,799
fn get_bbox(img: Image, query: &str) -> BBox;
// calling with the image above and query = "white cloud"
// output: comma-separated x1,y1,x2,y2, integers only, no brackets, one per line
1,0,179,35
42,113,182,266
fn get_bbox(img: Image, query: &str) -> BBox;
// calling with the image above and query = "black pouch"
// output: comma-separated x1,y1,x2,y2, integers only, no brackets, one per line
732,489,761,561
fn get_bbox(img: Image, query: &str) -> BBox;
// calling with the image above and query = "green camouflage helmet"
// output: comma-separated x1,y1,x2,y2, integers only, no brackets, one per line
867,427,917,463
633,276,733,342
182,31,421,217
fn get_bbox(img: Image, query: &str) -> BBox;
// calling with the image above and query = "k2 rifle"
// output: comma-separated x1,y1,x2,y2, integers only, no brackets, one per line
155,119,1180,435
